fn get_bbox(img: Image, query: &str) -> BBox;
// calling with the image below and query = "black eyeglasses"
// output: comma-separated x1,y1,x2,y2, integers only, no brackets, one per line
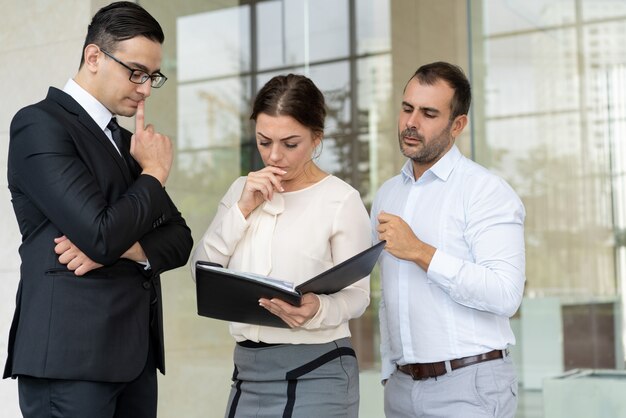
101,49,167,88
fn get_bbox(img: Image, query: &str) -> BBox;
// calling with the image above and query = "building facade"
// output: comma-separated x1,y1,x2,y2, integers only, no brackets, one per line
1,1,625,416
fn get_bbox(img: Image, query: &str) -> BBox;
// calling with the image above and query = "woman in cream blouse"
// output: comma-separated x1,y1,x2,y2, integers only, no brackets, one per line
191,74,371,418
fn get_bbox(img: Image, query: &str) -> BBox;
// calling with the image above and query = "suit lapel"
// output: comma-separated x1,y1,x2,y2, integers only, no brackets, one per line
47,88,134,184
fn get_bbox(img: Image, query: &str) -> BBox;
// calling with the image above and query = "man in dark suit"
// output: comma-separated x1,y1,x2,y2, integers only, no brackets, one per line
3,2,193,417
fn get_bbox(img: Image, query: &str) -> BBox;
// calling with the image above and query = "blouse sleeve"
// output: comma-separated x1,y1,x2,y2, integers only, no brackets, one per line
302,188,372,330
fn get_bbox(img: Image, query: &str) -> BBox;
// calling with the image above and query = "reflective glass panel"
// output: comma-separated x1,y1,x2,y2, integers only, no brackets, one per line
481,0,575,36
357,55,394,198
470,3,626,402
256,0,349,70
484,29,578,117
356,0,391,54
582,0,626,20
177,77,251,150
177,6,250,81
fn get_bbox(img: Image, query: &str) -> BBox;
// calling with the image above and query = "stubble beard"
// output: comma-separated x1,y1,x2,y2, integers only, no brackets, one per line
398,123,454,165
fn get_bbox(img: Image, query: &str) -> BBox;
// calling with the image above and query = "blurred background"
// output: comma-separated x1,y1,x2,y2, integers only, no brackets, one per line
2,0,626,416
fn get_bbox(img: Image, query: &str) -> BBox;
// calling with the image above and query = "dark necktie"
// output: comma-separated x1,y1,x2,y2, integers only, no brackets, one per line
107,117,130,168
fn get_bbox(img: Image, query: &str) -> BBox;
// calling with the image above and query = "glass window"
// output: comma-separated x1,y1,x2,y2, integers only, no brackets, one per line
357,55,394,198
481,0,575,36
356,0,391,54
256,0,349,70
177,148,242,193
582,0,626,21
470,3,626,406
474,4,625,300
308,62,352,136
177,6,250,81
484,29,578,117
583,21,626,76
177,77,251,150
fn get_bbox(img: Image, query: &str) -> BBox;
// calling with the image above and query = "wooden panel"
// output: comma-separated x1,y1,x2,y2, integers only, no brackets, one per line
562,302,615,370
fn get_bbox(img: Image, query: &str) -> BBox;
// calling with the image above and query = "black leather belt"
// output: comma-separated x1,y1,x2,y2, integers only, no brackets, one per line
237,340,281,349
397,349,508,380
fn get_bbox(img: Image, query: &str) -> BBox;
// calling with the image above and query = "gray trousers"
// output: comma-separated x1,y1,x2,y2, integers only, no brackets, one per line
384,355,518,417
225,337,359,418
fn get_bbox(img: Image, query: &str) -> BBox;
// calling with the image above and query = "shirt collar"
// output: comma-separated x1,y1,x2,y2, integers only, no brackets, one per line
401,145,463,183
63,78,114,132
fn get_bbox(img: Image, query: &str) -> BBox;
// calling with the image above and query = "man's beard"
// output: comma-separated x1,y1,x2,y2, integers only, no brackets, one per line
398,123,453,164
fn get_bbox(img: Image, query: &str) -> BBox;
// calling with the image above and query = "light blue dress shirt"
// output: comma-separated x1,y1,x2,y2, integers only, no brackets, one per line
371,145,526,380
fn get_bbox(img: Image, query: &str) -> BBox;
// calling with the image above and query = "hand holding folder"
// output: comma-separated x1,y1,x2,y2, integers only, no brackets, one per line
195,241,385,328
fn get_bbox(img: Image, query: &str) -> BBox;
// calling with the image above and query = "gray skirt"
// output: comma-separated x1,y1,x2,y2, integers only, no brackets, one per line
225,337,359,418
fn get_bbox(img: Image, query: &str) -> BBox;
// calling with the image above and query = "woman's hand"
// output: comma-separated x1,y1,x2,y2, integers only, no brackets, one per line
259,293,320,328
54,235,103,276
238,166,286,218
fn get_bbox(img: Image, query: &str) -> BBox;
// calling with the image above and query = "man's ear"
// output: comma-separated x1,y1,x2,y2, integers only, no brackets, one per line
83,44,101,73
451,114,468,138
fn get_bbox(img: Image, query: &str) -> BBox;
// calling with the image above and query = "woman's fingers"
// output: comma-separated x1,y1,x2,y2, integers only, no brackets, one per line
259,297,318,328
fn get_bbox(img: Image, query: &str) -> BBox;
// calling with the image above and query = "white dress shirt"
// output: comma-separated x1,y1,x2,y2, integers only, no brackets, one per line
371,145,526,380
63,79,121,154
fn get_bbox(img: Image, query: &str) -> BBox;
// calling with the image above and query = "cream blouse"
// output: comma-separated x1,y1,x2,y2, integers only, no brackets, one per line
191,175,371,344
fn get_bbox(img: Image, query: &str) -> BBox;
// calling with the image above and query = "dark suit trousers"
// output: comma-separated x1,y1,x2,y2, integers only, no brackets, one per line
17,295,160,418
18,344,156,418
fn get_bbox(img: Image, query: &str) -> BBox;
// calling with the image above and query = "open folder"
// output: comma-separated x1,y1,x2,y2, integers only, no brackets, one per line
195,241,386,328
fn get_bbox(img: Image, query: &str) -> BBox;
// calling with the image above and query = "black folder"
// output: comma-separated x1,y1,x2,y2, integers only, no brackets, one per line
195,241,385,328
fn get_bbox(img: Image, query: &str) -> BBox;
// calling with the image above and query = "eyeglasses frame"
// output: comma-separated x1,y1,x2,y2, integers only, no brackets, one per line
100,48,167,88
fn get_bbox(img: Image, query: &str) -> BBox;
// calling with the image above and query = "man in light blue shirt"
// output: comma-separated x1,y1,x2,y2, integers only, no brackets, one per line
371,61,525,418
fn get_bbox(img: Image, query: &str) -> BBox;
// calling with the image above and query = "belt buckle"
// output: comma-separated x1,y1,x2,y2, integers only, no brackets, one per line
408,365,422,380
409,365,432,381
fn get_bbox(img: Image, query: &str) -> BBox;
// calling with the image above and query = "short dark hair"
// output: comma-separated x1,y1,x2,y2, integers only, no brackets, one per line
251,74,326,135
80,1,164,67
411,61,471,119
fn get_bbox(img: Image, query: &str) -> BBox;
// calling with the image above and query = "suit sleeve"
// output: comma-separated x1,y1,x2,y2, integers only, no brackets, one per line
139,191,193,276
9,105,188,266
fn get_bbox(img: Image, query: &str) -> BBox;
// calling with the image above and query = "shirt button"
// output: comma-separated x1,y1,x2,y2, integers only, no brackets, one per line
142,281,151,289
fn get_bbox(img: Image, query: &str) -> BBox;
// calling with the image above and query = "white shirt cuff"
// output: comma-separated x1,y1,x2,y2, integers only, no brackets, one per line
427,249,463,290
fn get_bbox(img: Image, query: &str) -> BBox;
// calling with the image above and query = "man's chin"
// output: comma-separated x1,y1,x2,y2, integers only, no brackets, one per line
400,144,420,159
116,107,137,118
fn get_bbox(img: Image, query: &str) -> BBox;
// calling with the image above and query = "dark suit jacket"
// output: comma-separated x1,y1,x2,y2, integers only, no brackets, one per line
4,87,193,382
